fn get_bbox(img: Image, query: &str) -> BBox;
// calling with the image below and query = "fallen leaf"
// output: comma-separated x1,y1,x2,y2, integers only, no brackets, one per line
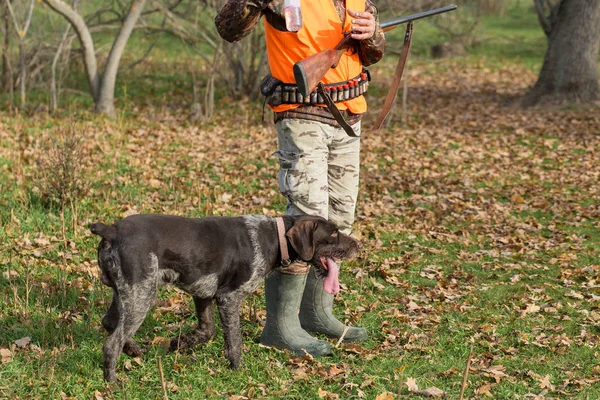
407,301,420,312
318,387,339,399
370,278,385,291
420,387,446,398
475,383,494,397
1,348,12,363
565,291,584,300
521,304,540,316
14,337,31,348
539,374,555,390
406,377,419,391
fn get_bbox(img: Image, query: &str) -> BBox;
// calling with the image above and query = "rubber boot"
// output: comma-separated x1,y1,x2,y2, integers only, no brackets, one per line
299,266,368,342
260,268,332,356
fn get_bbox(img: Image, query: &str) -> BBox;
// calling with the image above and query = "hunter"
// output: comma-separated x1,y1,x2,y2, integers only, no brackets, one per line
215,0,386,356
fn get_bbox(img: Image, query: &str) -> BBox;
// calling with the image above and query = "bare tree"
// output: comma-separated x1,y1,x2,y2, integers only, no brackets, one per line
524,0,600,106
154,0,268,100
41,0,147,117
1,1,13,102
50,21,71,113
4,0,35,109
221,27,268,98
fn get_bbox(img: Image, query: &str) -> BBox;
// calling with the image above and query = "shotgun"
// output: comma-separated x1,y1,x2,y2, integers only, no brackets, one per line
293,4,458,97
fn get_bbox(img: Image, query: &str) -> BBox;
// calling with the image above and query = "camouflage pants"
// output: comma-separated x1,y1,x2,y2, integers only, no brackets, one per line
274,118,361,235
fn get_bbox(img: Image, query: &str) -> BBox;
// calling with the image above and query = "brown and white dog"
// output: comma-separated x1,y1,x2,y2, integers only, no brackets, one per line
91,214,360,382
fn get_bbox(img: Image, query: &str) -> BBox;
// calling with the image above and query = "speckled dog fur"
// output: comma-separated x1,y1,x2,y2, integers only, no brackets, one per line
91,214,360,382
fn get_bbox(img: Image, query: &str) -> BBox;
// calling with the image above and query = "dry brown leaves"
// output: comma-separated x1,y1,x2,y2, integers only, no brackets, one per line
1,59,599,397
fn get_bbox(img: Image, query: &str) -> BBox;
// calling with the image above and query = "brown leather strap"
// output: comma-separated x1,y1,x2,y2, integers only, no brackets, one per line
317,83,358,137
275,217,291,266
371,22,413,133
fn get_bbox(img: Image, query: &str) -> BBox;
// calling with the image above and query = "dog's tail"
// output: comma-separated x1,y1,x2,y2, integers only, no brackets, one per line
91,222,117,241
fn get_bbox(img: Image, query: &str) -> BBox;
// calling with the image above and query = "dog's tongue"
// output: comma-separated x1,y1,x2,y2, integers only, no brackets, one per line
321,257,340,295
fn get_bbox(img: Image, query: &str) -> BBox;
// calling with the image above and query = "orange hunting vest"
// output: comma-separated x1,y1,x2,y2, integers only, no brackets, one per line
264,0,367,113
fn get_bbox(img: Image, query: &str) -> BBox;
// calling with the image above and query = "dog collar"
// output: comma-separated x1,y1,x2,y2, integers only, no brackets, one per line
275,217,291,267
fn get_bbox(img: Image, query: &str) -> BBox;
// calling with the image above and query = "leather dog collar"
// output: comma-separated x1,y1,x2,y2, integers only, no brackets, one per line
275,217,291,267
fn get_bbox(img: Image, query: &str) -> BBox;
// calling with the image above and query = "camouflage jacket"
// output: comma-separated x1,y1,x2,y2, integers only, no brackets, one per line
215,0,386,67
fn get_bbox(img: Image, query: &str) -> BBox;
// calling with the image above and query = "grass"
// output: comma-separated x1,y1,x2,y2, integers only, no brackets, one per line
381,0,547,70
1,1,600,399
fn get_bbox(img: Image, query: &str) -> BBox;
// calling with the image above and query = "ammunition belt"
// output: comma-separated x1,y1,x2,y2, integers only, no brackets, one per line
262,70,371,107
274,105,362,127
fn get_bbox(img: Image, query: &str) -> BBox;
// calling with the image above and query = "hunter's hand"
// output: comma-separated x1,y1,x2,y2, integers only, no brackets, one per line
348,8,376,40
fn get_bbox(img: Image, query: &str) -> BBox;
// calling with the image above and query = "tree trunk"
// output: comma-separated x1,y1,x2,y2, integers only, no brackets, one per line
5,0,35,108
524,0,600,106
43,0,146,117
94,96,116,116
18,38,25,108
51,22,71,113
1,1,10,93
94,0,146,117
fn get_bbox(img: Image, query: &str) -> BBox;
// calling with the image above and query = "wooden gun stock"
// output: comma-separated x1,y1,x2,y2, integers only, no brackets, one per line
293,4,457,97
293,34,353,99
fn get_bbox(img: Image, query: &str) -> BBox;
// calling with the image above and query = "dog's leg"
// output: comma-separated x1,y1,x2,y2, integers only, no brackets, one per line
102,292,143,357
103,276,157,381
169,297,215,351
216,295,244,369
193,296,216,340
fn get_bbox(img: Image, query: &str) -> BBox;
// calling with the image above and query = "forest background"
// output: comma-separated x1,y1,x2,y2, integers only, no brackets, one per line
1,0,599,398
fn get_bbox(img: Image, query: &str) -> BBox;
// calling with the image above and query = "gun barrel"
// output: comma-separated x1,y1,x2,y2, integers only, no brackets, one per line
380,4,458,30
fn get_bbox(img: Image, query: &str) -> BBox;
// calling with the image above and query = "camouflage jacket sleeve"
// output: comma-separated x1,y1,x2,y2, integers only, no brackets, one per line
358,1,386,66
214,0,272,43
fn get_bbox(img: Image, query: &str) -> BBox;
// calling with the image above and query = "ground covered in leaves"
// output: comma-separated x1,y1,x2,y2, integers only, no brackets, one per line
1,59,599,399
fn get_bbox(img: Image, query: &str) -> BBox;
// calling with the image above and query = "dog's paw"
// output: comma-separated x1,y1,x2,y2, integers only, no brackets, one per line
228,356,244,370
123,340,143,358
169,336,190,352
169,330,213,352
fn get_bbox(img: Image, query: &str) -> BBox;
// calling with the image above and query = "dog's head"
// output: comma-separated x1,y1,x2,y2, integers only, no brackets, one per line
285,215,361,268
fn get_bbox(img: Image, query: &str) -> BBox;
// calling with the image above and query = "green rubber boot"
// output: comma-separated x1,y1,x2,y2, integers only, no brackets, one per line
299,267,368,342
260,269,332,356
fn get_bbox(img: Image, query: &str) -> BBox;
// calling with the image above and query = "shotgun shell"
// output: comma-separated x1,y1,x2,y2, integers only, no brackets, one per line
338,85,345,101
330,86,337,102
274,86,283,106
297,92,304,104
283,88,290,103
317,88,324,104
343,84,349,100
289,87,296,103
310,91,318,104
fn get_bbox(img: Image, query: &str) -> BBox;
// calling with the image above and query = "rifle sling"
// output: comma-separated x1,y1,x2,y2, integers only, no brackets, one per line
317,83,358,137
371,22,413,133
313,22,413,137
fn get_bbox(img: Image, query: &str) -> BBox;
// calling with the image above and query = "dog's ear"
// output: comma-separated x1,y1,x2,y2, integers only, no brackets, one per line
313,219,338,241
286,220,317,261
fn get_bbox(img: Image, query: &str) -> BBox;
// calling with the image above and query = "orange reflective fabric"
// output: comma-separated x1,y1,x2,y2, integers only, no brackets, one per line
265,0,367,113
